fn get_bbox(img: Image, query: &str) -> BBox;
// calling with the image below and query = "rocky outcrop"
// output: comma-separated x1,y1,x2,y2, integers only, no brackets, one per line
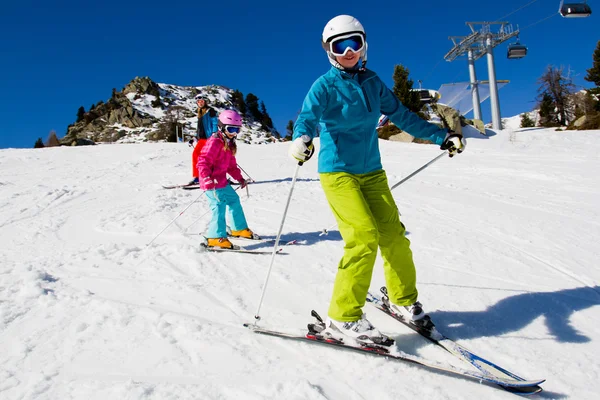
60,77,159,145
573,115,588,128
122,76,161,98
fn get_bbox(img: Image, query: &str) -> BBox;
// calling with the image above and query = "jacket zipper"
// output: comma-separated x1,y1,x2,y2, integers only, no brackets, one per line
361,87,372,112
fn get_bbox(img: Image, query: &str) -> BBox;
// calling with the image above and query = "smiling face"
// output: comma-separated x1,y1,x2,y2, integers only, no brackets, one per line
335,50,360,69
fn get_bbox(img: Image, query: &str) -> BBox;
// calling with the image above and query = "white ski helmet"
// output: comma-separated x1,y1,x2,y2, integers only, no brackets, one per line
322,15,368,70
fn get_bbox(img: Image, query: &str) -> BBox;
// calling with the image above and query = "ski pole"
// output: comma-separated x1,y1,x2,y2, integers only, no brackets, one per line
147,190,205,246
237,164,255,182
389,151,447,190
183,208,211,232
320,151,448,236
183,183,242,232
254,163,302,323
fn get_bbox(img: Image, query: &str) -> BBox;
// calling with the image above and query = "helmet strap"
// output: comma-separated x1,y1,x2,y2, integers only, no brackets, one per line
328,52,367,73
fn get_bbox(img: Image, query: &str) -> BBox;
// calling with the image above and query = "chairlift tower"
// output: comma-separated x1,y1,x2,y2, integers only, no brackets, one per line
444,22,519,130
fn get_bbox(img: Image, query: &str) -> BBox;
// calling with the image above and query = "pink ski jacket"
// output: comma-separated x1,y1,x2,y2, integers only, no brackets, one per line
197,134,244,190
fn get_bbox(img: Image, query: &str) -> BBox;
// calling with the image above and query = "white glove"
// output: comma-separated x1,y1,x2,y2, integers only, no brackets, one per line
440,132,466,157
288,135,315,164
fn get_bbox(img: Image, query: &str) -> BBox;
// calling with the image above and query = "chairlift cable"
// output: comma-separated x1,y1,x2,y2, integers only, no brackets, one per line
423,58,446,83
520,12,558,31
494,0,541,22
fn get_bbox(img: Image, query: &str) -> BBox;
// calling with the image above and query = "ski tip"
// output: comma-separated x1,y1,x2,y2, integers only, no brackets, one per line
502,384,544,395
501,379,546,388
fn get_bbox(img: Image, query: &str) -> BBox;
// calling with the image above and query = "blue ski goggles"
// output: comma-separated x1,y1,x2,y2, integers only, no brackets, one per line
223,125,241,135
329,33,365,56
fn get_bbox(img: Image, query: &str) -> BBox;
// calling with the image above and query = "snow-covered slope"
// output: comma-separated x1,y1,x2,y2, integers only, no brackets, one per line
1,127,599,399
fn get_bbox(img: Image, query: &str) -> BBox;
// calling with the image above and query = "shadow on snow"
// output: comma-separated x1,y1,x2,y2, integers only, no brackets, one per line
430,285,600,344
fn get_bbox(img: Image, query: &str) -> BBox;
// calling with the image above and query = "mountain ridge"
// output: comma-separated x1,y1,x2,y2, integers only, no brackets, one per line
61,76,280,146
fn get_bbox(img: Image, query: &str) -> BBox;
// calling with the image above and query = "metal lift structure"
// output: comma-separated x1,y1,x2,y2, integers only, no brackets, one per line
444,22,520,130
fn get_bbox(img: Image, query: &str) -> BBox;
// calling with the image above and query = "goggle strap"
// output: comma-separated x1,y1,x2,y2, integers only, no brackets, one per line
325,31,365,43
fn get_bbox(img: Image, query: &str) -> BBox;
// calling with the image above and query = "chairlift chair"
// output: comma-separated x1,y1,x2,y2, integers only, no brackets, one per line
507,42,528,59
417,89,434,104
410,89,441,105
559,0,592,18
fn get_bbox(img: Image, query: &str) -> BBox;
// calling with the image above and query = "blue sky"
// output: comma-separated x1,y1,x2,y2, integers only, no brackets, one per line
0,0,597,148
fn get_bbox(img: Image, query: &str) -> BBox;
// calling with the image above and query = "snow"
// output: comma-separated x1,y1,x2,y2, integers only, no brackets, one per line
501,112,540,131
1,126,599,399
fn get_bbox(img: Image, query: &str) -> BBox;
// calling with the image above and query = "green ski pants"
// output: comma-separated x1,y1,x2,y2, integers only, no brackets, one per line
320,169,418,321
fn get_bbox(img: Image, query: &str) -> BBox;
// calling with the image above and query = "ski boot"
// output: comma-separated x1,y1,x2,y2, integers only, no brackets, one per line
308,310,394,350
380,287,437,337
204,237,235,249
229,228,261,240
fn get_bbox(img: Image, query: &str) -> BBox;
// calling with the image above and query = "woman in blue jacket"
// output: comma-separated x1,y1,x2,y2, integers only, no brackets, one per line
290,15,466,346
189,95,218,185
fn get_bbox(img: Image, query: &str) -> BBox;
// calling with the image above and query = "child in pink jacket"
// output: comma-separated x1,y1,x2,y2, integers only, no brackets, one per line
197,109,258,249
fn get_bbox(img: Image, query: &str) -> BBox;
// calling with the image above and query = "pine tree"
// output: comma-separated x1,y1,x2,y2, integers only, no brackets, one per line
285,120,294,140
46,130,60,147
519,113,535,128
245,93,262,121
537,65,575,126
584,40,600,92
392,64,422,113
155,106,184,142
151,95,163,108
232,90,247,115
76,106,86,123
538,92,557,127
33,138,45,148
259,101,274,129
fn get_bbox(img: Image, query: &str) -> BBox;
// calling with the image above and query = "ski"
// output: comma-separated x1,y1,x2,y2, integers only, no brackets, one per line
201,245,285,255
225,227,298,246
367,287,543,395
164,180,242,191
162,183,200,190
186,233,297,246
228,236,298,246
244,312,544,394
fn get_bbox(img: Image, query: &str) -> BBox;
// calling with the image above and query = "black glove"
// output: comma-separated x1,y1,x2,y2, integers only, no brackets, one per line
440,132,466,157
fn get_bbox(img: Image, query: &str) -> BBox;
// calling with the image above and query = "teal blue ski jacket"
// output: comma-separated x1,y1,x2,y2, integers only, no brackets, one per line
293,67,447,174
